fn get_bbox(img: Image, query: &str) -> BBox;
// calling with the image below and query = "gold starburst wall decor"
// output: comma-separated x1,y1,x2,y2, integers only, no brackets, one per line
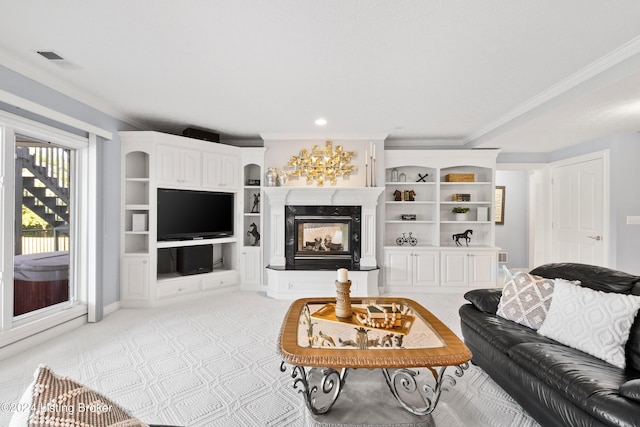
286,141,356,187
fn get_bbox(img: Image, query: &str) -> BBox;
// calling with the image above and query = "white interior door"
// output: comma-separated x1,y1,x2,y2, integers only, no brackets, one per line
551,153,607,266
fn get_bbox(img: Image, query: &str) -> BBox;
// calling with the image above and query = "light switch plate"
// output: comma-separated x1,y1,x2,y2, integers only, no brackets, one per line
627,216,640,225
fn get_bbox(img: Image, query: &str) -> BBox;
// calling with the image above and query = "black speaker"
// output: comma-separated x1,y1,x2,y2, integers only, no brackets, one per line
182,127,220,143
177,244,213,275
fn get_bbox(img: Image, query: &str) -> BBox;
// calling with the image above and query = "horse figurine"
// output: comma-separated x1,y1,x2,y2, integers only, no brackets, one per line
453,229,473,246
393,189,417,201
251,193,260,213
247,222,260,246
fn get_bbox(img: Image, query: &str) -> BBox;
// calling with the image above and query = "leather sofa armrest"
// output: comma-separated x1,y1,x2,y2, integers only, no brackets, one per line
464,288,502,314
620,379,640,402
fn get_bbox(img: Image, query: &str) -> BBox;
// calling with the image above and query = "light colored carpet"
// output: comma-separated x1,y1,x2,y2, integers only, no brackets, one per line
0,291,540,426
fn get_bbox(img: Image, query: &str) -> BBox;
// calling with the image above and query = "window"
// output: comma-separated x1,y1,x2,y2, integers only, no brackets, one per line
14,135,73,317
0,113,97,350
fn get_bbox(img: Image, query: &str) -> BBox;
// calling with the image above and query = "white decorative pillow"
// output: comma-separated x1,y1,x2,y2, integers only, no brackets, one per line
537,280,640,369
501,265,515,281
496,271,557,330
9,365,148,427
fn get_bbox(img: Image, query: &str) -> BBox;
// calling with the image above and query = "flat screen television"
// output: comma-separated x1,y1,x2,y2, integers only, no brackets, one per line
157,189,234,241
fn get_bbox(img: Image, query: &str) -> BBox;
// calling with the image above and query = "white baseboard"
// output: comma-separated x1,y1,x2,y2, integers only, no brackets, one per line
0,316,86,362
103,301,121,316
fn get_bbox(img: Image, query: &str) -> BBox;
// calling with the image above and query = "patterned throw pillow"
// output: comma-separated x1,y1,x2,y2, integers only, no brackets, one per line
496,271,556,330
9,365,148,427
537,279,640,369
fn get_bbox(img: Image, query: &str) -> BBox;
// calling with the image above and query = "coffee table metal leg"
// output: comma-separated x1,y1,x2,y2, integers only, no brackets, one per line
280,361,349,415
382,362,469,415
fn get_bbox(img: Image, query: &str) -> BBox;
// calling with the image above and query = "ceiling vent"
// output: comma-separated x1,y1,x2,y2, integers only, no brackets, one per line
36,51,81,70
37,51,64,61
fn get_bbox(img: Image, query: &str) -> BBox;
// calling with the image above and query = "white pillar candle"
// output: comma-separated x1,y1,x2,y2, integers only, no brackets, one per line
337,268,349,283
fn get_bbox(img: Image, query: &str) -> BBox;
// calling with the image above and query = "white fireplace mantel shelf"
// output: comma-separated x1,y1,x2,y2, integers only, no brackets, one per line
263,186,384,206
264,186,384,299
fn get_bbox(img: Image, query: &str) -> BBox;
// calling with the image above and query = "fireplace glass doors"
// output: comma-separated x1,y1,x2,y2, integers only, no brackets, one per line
297,220,350,255
285,206,361,269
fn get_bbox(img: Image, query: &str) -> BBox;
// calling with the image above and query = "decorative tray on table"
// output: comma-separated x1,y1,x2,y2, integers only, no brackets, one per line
310,303,415,335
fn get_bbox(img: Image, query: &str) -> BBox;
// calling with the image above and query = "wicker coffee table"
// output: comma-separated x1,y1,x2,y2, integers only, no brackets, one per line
278,297,472,417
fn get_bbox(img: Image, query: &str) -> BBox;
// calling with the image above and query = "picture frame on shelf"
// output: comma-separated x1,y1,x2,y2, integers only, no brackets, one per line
495,186,505,225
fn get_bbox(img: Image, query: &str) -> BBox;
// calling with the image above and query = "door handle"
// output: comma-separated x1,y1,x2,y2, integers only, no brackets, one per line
587,235,602,241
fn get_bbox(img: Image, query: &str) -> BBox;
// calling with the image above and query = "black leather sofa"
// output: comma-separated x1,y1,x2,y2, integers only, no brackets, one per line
459,263,640,427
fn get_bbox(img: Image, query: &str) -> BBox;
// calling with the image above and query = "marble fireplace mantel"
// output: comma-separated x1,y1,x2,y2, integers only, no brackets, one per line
264,187,384,299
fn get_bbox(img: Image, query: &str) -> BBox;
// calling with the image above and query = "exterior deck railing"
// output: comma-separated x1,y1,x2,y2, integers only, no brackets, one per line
20,229,69,255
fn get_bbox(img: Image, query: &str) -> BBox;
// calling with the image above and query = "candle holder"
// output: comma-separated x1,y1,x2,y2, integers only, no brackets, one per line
335,280,353,319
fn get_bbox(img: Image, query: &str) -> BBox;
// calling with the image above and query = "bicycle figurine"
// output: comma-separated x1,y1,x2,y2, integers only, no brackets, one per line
396,232,418,246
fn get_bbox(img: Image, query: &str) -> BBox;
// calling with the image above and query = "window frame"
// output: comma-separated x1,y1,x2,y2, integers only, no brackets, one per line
0,110,98,349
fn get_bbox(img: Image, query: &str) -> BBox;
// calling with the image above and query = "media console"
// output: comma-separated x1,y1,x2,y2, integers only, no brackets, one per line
120,131,241,307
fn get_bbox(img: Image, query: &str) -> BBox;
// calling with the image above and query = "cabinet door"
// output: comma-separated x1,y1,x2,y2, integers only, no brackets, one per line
412,250,439,287
180,148,202,186
385,250,413,287
440,251,468,287
156,145,181,186
202,152,222,189
220,154,239,189
468,251,497,287
121,256,149,300
202,153,239,189
240,249,262,286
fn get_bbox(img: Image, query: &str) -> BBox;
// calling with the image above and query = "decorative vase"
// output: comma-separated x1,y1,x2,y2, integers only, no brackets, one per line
265,168,278,187
455,213,468,221
391,168,399,182
277,171,287,186
335,280,353,319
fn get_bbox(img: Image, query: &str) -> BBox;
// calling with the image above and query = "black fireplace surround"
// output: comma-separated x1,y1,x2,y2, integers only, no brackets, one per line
285,205,361,270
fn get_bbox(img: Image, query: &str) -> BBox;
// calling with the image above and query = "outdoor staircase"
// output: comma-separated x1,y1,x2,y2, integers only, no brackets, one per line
16,146,70,229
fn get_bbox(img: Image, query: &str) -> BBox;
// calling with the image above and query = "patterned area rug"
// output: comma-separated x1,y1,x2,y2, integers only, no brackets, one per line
0,291,540,426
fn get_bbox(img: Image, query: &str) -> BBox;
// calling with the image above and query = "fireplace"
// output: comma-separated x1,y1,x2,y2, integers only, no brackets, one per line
285,205,361,269
264,187,383,299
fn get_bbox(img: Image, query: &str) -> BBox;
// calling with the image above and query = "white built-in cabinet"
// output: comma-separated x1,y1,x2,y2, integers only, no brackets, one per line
156,145,202,188
440,249,498,288
239,148,265,289
120,255,149,301
120,131,241,307
202,151,239,189
384,248,439,288
383,150,500,292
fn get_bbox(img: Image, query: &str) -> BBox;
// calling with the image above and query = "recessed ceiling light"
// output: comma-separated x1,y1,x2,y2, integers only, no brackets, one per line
315,118,327,126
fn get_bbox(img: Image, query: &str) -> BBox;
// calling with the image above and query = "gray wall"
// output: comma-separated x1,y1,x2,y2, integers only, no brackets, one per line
610,134,640,275
0,65,138,307
3,63,639,309
495,170,529,268
549,133,640,275
500,132,640,275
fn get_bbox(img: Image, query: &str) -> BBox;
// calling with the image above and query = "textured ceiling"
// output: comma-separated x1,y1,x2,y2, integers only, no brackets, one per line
1,1,640,153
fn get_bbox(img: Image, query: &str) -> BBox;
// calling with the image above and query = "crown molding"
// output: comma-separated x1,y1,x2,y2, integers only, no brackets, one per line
465,35,640,145
384,138,465,149
0,88,112,139
0,50,152,131
260,133,388,141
